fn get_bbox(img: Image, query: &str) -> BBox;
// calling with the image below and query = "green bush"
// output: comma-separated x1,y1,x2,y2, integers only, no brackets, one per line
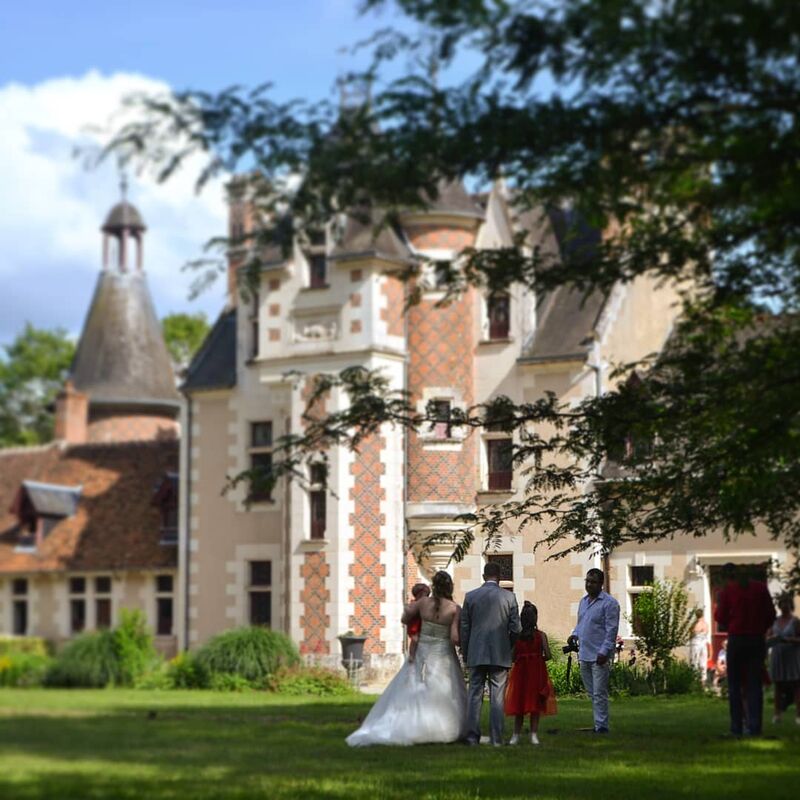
268,666,355,696
45,631,120,688
547,658,585,696
166,652,210,689
209,673,254,692
0,636,49,658
46,609,158,688
656,660,703,695
133,662,174,690
114,609,158,685
547,657,699,697
0,652,53,687
195,627,299,685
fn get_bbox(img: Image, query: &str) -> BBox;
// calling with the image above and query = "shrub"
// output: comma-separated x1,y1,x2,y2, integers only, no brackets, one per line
195,627,299,684
0,636,49,658
114,609,158,685
268,666,355,696
547,658,585,696
629,579,697,669
0,652,53,687
209,673,254,692
656,660,702,695
133,662,174,690
45,631,119,688
46,609,158,688
166,652,210,689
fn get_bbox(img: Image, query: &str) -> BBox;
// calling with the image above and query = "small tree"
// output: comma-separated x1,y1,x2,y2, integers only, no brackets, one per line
629,579,696,672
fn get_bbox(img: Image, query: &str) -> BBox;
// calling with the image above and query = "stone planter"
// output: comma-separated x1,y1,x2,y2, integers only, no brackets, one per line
338,634,367,674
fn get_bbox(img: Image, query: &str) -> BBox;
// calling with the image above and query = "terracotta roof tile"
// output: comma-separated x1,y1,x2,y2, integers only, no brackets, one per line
0,440,178,574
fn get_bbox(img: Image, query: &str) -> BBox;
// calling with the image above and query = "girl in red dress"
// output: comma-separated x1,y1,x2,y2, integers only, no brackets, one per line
505,601,557,745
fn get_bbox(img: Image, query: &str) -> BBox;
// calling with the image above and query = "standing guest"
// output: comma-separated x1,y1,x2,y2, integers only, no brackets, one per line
567,568,620,734
689,609,710,676
461,561,522,746
406,583,431,663
768,593,800,726
715,638,728,693
505,601,557,745
714,563,776,736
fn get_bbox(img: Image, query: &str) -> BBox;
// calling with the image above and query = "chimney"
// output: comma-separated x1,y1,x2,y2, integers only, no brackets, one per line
54,381,88,444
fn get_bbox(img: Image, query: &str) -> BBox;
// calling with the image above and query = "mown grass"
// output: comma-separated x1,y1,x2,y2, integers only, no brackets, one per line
0,689,797,799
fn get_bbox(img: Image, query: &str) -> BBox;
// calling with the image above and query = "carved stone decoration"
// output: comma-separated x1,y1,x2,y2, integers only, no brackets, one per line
293,318,339,343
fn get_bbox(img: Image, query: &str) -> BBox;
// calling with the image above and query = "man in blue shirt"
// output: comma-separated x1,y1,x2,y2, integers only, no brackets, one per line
568,568,620,734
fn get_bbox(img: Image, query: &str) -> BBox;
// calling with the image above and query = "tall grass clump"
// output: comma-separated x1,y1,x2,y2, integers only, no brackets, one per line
45,609,157,688
195,627,299,685
45,631,120,687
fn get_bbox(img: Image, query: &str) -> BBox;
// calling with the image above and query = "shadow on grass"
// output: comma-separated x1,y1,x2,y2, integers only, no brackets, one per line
0,693,798,799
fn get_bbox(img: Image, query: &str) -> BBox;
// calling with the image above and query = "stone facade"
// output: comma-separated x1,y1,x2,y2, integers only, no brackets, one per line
181,180,795,667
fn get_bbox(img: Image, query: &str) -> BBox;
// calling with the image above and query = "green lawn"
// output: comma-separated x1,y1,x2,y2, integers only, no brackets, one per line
0,689,797,799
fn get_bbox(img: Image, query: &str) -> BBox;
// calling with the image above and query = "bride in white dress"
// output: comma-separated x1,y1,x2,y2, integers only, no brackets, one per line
346,571,467,746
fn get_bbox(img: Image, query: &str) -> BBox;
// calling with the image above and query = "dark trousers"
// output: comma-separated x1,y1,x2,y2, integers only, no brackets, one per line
727,635,766,735
466,665,508,745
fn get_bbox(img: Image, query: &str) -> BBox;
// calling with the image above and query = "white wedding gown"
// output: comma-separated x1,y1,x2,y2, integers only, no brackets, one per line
346,620,468,746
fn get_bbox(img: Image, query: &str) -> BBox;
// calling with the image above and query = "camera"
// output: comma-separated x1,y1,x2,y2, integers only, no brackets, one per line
563,638,579,655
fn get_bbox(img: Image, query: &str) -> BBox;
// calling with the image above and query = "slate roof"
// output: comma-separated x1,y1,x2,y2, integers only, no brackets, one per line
514,204,607,364
18,481,81,518
182,308,238,393
0,440,178,574
329,211,411,263
423,180,485,218
70,270,181,410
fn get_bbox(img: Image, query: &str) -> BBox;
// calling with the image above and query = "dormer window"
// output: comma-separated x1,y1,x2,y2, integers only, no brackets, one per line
9,480,81,551
309,253,327,289
151,472,179,545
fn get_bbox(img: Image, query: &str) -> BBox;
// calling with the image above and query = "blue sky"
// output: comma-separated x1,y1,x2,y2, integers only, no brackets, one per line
0,1,415,346
0,0,405,96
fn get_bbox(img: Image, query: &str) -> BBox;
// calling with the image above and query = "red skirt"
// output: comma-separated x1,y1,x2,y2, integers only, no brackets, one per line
505,635,558,716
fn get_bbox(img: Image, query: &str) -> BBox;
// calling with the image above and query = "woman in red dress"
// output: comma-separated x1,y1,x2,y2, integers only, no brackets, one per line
505,601,557,745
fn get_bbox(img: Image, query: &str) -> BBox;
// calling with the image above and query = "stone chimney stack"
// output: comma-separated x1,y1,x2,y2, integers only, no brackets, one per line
54,381,89,444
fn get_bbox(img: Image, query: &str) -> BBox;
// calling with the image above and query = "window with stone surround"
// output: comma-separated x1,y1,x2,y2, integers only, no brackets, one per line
630,565,654,587
309,463,327,540
155,574,174,636
95,576,112,629
486,553,514,590
429,400,453,440
487,292,511,340
308,253,328,289
418,391,466,447
248,561,272,627
486,438,513,491
248,421,273,503
69,576,86,634
248,289,260,359
12,578,28,635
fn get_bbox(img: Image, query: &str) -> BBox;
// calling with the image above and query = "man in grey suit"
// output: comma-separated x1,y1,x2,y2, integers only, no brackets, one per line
460,561,522,745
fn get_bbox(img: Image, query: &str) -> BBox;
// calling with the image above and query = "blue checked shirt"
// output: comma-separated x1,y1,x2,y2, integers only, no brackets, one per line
571,591,620,662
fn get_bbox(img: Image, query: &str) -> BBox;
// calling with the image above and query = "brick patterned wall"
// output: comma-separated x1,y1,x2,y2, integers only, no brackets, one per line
380,275,405,337
87,412,178,444
407,288,478,504
403,224,476,251
299,551,330,654
349,432,386,655
298,375,331,653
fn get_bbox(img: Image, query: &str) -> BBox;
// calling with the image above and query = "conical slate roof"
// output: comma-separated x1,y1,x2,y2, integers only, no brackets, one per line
422,180,485,219
70,271,180,411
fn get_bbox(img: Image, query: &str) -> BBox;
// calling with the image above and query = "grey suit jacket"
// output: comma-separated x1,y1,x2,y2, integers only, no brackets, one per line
460,581,522,668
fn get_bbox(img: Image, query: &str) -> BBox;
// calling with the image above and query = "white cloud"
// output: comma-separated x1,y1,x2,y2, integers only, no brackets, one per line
0,70,228,344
